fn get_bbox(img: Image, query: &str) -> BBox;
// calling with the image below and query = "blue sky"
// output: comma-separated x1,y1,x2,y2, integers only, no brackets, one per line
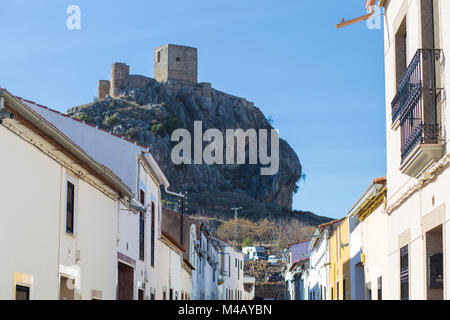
0,0,387,219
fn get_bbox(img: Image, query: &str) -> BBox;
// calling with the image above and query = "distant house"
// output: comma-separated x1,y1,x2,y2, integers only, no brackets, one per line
355,177,387,300
218,240,244,300
157,231,186,300
348,177,387,300
328,217,350,300
242,246,266,261
307,218,344,300
284,240,311,300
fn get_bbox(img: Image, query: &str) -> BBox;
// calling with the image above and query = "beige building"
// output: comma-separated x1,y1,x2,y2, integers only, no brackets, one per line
0,89,134,300
343,0,449,300
380,0,449,300
352,177,388,300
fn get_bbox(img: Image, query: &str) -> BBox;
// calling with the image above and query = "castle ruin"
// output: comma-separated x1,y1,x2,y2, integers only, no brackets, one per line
98,44,212,100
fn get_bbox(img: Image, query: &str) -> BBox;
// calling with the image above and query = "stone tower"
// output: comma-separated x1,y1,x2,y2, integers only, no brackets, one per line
110,63,130,97
154,44,197,84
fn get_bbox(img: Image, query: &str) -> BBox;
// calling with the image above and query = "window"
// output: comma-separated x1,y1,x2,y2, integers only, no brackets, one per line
138,289,144,300
163,291,166,300
400,245,409,300
139,188,145,262
366,282,372,300
15,285,30,300
176,57,181,62
343,279,346,300
169,289,173,300
66,181,75,234
157,51,161,63
140,189,145,205
151,201,155,267
139,212,145,261
395,17,407,89
331,288,334,300
378,277,382,300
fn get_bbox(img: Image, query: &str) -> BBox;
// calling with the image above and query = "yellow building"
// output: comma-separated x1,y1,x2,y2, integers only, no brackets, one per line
328,217,350,300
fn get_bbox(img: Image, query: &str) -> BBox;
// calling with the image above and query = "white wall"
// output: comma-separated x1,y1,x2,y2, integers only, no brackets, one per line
383,0,450,300
0,118,119,300
0,125,61,299
221,244,244,300
27,102,166,300
156,239,182,299
307,232,329,300
349,215,365,300
361,204,388,300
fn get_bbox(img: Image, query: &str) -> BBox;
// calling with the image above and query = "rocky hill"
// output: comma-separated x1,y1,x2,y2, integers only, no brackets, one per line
67,77,330,226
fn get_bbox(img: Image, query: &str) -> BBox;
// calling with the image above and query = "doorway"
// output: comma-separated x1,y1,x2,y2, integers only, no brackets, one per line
118,262,134,300
426,225,444,300
60,276,75,300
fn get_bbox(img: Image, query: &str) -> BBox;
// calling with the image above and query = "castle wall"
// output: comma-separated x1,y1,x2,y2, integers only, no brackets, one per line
124,75,152,90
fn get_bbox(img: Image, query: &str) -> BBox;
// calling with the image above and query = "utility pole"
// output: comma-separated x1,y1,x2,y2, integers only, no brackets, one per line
230,207,243,244
178,192,187,246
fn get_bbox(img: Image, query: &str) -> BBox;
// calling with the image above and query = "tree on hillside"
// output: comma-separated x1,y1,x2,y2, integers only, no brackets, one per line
242,236,253,247
273,218,315,247
216,218,254,246
253,219,276,246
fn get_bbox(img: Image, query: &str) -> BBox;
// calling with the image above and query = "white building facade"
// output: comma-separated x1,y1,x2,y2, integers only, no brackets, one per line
0,91,133,300
380,0,450,300
307,226,330,300
219,242,244,300
25,97,172,300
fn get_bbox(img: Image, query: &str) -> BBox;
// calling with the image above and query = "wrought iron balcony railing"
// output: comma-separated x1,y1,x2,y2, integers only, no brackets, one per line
391,49,443,163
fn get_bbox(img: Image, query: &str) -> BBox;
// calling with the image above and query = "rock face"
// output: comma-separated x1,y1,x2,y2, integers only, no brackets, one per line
67,77,317,221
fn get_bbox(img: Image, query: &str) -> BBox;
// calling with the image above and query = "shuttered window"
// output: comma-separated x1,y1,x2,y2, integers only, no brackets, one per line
66,181,75,234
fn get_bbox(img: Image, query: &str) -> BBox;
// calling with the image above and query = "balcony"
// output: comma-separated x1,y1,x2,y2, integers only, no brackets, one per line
391,49,444,177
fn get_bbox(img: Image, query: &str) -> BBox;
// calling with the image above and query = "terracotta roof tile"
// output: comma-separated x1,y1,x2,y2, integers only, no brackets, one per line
161,231,185,253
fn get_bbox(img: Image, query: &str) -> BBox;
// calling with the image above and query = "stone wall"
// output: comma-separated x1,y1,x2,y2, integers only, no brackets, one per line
255,283,285,300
